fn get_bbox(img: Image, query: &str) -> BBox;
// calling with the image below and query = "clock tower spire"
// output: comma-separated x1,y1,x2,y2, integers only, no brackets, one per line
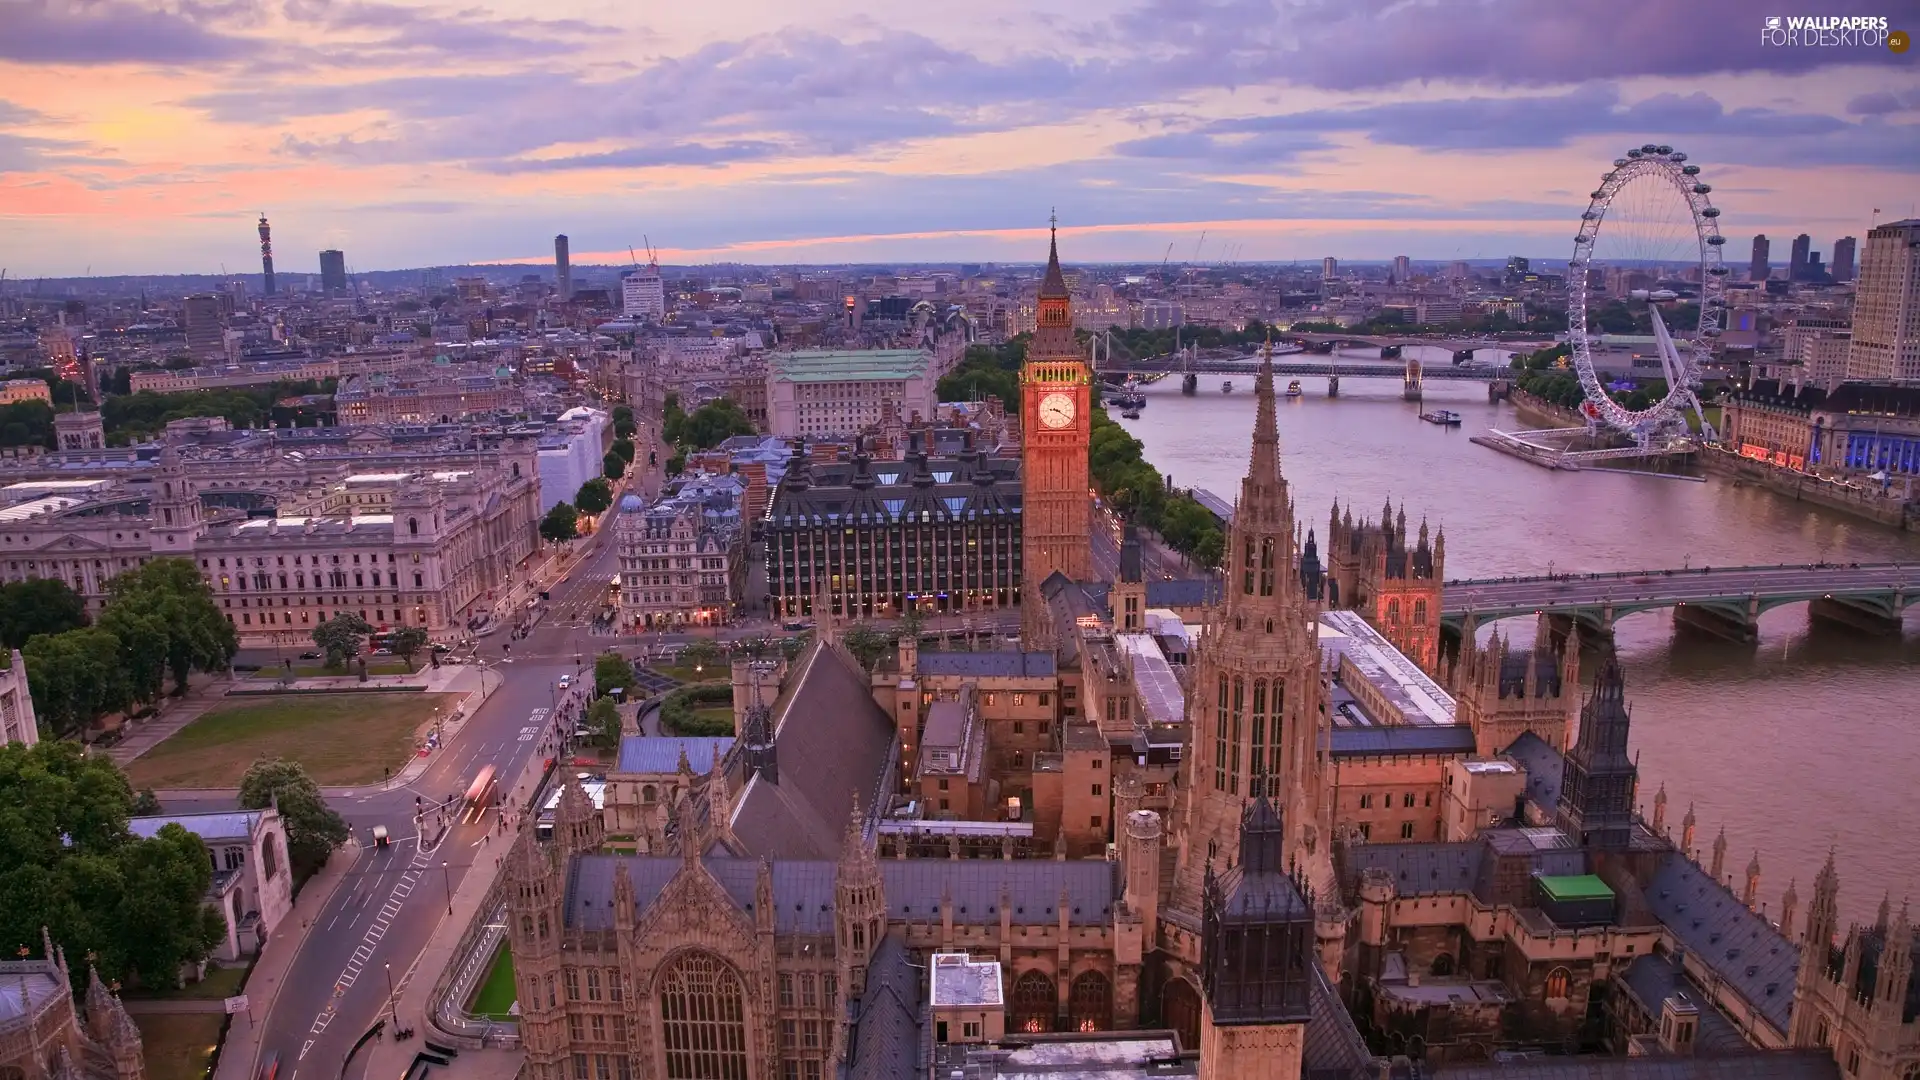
1021,214,1093,646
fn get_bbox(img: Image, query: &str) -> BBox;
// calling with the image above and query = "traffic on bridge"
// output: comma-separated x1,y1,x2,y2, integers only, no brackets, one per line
1443,561,1915,641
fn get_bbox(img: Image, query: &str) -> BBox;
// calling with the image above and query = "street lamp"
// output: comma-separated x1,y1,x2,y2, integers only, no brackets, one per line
384,962,398,1027
441,861,453,915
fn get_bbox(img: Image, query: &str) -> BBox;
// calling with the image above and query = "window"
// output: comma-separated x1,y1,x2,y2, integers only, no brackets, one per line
1013,693,1025,706
1091,815,1102,829
963,1021,982,1038
1359,794,1372,809
1403,792,1415,808
801,974,817,1008
781,1019,796,1050
586,969,601,1001
779,972,794,1007
1358,822,1371,840
608,969,623,1002
569,1015,584,1040
1545,967,1571,1000
573,1054,589,1080
591,1014,605,1040
565,968,580,1001
658,951,750,1078
1092,785,1102,797
803,1019,820,1049
1400,822,1415,839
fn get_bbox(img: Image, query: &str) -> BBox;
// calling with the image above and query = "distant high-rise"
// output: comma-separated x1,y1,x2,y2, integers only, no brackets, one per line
319,249,348,295
1321,256,1337,280
1832,236,1857,283
1748,234,1770,282
1789,233,1811,282
554,234,572,301
181,294,225,361
258,214,276,296
1392,255,1411,282
622,265,665,320
1504,255,1531,283
1448,260,1471,280
1845,219,1920,382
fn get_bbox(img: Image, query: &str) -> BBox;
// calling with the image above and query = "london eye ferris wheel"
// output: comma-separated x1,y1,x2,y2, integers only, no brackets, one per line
1567,144,1728,443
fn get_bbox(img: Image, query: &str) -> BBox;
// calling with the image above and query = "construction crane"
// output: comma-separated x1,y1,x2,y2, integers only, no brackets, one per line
1160,242,1175,284
643,235,659,268
1192,230,1208,263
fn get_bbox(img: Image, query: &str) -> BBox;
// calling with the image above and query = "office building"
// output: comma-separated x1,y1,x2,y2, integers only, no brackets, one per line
554,234,572,301
1392,255,1411,281
766,348,936,438
181,293,226,361
1789,233,1811,283
535,406,610,513
621,266,665,320
1831,236,1856,283
319,249,348,295
1139,299,1184,329
1322,256,1338,279
764,435,1023,618
614,479,747,629
1845,219,1920,382
1749,234,1770,282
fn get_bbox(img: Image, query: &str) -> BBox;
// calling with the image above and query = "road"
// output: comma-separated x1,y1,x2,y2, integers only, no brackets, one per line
1443,561,1913,619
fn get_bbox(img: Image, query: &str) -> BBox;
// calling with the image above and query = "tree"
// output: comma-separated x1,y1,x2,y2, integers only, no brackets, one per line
575,478,614,515
540,502,580,544
586,697,622,749
103,558,238,694
388,626,429,669
0,741,223,989
614,418,637,440
665,451,686,477
677,639,723,676
612,438,636,463
24,628,132,739
603,452,627,481
594,651,636,698
612,405,634,424
237,759,349,875
312,613,373,670
662,393,686,445
0,579,89,650
682,400,755,450
131,789,162,816
841,626,892,672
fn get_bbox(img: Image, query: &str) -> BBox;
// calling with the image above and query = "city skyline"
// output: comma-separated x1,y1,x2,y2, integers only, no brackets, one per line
1,0,1913,276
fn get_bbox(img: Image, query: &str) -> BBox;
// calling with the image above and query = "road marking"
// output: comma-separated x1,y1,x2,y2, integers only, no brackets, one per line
300,845,431,1053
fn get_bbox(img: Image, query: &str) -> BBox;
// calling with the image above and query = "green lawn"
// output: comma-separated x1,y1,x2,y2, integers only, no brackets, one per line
469,942,518,1020
125,693,462,789
134,1012,224,1080
248,661,415,679
647,664,709,683
126,964,247,1001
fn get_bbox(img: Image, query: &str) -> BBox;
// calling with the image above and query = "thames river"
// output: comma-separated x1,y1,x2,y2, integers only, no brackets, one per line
1118,347,1920,924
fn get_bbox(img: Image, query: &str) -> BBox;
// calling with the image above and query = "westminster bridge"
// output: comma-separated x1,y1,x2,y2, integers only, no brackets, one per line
1441,561,1916,641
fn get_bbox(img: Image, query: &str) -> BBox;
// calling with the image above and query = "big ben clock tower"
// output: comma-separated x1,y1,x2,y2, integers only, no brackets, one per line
1021,215,1093,645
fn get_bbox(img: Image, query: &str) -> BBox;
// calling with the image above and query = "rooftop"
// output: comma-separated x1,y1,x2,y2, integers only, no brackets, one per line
129,810,262,841
928,952,1003,1008
1319,609,1456,726
768,349,931,382
616,736,735,775
1115,633,1185,729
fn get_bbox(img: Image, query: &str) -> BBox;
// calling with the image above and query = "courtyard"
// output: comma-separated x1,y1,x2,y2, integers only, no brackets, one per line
125,692,462,789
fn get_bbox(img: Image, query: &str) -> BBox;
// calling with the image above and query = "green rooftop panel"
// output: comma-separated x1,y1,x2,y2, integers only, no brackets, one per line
1535,874,1614,903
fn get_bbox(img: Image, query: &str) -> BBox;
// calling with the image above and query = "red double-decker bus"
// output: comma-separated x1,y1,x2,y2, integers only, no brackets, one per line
461,765,497,824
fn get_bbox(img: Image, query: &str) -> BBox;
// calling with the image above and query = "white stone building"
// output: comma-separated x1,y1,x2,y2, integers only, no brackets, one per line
0,647,38,746
766,349,937,438
129,807,294,961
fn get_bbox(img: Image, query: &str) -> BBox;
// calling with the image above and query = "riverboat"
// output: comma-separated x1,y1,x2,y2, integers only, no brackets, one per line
1285,380,1303,398
1420,410,1462,427
1221,380,1234,393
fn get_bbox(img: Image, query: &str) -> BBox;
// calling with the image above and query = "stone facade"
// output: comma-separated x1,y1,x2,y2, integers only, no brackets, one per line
1325,498,1445,674
0,932,144,1080
1,648,38,746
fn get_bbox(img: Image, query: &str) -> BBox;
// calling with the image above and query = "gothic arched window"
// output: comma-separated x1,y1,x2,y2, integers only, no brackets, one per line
1161,977,1201,1052
408,517,419,536
1544,967,1571,1000
1011,970,1055,1033
1431,953,1455,977
261,832,280,881
1250,680,1268,795
1414,599,1428,624
1070,969,1112,1032
1387,599,1402,625
1242,538,1256,595
1214,674,1230,793
1259,537,1275,596
658,951,750,1080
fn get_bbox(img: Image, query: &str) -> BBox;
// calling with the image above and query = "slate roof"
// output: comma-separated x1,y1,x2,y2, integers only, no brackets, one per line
915,651,1057,678
878,860,1116,925
1305,962,1377,1080
1640,851,1799,1036
848,932,923,1080
1330,725,1478,757
1147,578,1223,609
1433,1052,1839,1080
1617,953,1752,1055
615,736,735,775
1503,731,1566,816
563,855,839,936
729,639,897,861
1340,841,1485,898
129,811,261,842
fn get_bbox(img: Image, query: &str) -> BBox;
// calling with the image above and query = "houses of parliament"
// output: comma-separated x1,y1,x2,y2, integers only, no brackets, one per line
500,232,1915,1080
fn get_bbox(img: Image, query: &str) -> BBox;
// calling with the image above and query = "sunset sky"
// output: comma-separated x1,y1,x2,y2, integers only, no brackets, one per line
1,0,1915,276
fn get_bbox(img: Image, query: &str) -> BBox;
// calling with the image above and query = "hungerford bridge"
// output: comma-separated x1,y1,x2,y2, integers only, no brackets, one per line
1441,562,1915,641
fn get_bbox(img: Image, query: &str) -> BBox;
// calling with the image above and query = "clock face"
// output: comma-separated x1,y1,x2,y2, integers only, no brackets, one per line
1039,392,1076,430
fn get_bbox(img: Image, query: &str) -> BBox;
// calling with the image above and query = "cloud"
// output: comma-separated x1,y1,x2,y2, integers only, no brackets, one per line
1846,90,1920,115
1107,0,1909,94
0,100,48,125
0,0,253,64
475,141,784,174
1134,86,1917,170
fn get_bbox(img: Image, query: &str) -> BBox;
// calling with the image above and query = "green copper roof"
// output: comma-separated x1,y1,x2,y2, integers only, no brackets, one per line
1535,874,1613,903
769,349,930,382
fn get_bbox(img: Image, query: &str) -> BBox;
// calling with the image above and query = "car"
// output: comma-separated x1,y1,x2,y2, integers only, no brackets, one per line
298,651,321,660
431,642,452,654
558,674,572,689
372,824,391,849
257,1053,281,1080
